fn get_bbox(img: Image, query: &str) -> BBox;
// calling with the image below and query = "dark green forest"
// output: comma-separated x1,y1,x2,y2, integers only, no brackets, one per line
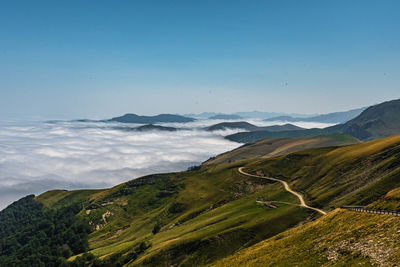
0,195,90,267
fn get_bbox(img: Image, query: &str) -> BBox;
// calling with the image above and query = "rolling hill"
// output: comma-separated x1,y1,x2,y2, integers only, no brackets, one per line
243,134,400,209
109,114,195,124
2,133,400,266
204,134,359,165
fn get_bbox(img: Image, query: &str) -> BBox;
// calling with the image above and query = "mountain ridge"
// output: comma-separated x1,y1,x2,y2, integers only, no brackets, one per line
264,107,366,124
227,99,400,143
109,113,195,124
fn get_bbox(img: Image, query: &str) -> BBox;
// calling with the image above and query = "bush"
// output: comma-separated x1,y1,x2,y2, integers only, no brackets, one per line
152,223,162,234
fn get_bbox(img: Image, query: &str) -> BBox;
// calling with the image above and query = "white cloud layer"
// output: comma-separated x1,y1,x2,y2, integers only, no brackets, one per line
0,120,243,209
0,119,333,210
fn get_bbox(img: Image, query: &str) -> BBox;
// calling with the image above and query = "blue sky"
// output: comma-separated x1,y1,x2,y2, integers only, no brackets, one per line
1,0,399,119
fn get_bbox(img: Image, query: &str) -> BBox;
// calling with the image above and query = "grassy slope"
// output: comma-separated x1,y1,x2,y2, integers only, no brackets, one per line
33,134,400,266
205,134,359,165
225,128,332,143
36,162,314,266
214,209,400,267
242,134,400,209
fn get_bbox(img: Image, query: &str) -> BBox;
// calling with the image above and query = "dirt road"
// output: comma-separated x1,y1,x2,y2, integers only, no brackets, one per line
238,167,326,215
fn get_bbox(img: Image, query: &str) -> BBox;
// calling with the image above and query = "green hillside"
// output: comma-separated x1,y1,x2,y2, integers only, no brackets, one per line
31,163,314,266
1,134,400,266
243,134,400,209
205,134,359,165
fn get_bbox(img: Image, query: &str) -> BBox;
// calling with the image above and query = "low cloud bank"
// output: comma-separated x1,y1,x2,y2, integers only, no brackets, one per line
0,119,333,210
0,120,240,209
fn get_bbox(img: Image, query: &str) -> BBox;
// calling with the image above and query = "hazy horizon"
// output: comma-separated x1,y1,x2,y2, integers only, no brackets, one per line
0,101,374,121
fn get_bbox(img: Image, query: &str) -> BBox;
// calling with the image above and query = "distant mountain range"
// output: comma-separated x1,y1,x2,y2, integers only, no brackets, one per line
226,99,400,143
70,106,365,126
264,107,366,124
185,107,365,122
63,101,399,142
233,111,288,119
109,113,195,124
186,111,311,119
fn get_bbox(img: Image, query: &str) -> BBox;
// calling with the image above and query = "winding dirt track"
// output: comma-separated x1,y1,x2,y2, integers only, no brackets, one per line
238,167,326,215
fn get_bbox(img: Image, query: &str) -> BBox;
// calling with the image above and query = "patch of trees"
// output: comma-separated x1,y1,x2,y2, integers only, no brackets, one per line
0,195,91,266
187,165,202,171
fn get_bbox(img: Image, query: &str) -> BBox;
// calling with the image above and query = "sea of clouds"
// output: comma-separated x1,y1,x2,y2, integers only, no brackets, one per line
0,118,333,209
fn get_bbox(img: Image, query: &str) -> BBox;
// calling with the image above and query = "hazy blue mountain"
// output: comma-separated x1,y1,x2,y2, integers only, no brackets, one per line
265,107,366,124
233,111,312,119
184,112,218,118
208,114,242,120
263,116,296,122
184,111,312,120
232,111,287,119
109,114,195,124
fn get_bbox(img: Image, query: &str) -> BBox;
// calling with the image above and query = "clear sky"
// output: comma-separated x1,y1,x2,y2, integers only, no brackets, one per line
1,0,399,119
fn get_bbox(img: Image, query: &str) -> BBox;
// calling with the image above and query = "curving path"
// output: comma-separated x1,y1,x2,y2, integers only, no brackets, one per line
238,167,326,215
